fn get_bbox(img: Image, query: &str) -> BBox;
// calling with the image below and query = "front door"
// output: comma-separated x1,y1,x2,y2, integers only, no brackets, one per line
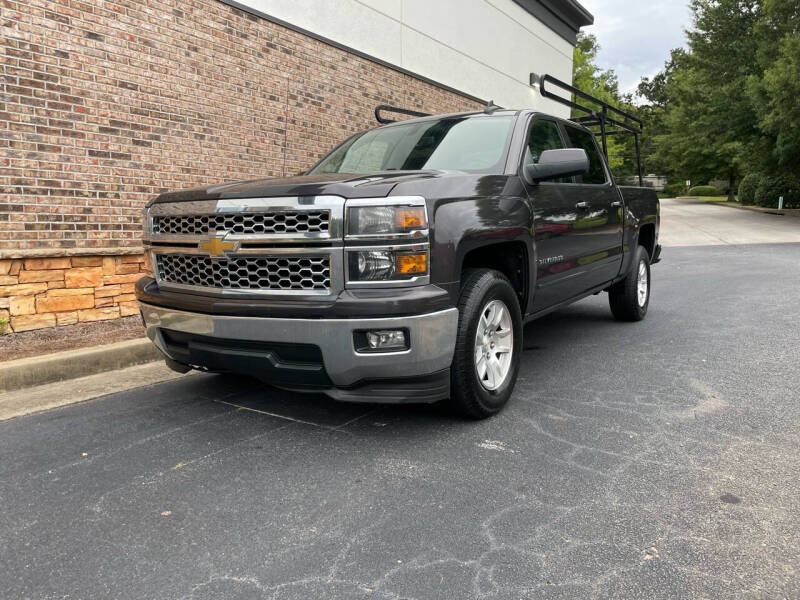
522,118,583,311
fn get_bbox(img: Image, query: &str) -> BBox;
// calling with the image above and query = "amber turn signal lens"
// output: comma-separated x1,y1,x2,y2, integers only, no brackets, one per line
395,252,427,275
394,207,426,230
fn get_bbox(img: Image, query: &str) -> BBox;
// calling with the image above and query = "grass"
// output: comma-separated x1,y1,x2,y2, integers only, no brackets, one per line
658,192,739,202
696,195,738,203
669,194,798,213
668,194,740,203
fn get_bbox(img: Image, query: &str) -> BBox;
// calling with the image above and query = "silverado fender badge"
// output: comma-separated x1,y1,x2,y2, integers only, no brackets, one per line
199,235,237,256
537,255,564,266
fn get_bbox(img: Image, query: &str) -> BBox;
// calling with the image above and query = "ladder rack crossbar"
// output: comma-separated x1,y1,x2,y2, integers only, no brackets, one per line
374,104,431,124
538,73,644,185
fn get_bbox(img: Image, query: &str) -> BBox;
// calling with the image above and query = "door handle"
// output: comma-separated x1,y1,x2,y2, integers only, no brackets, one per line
610,201,622,207
575,201,589,209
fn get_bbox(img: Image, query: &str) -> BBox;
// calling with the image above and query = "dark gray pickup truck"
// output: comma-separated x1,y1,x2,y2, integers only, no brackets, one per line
136,96,660,418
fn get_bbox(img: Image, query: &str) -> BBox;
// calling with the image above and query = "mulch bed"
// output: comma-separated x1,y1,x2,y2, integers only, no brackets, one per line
0,316,146,362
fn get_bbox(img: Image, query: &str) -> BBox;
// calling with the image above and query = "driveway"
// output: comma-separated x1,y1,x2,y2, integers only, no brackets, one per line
1,202,798,599
659,197,800,246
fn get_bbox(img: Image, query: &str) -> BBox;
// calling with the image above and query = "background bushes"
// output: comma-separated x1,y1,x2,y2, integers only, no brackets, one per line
662,182,686,197
754,174,800,208
687,185,721,196
738,173,761,205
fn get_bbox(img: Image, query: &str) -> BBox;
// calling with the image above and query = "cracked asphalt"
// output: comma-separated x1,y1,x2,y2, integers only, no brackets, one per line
2,240,799,599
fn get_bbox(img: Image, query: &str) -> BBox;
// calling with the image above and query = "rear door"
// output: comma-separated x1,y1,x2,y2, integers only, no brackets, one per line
558,123,624,289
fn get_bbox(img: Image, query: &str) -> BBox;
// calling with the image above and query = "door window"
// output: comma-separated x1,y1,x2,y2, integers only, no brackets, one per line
563,126,608,184
524,119,565,165
524,119,574,184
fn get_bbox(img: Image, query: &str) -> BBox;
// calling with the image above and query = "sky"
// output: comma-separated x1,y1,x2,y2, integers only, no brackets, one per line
575,0,693,96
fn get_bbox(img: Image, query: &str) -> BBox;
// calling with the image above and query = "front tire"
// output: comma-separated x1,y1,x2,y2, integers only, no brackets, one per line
608,245,651,321
450,269,522,419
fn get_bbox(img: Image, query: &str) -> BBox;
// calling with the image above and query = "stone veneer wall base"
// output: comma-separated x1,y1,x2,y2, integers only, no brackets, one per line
0,254,148,333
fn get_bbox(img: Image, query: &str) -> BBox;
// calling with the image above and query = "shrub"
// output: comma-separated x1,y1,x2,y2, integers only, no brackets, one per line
738,173,761,205
688,185,721,197
754,174,800,208
662,182,686,197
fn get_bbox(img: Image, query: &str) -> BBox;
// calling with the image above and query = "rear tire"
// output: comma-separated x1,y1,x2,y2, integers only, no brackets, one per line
609,245,650,321
450,269,522,419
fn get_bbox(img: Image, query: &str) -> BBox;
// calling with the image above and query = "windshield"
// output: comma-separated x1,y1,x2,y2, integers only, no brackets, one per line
308,116,514,175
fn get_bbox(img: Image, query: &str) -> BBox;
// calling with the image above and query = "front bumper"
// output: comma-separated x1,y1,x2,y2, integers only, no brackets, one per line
139,303,458,403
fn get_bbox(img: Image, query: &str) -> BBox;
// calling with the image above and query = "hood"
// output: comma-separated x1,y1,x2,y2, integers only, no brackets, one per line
149,171,448,204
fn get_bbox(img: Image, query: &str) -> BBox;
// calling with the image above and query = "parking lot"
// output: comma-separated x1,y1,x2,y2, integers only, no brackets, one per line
2,200,799,599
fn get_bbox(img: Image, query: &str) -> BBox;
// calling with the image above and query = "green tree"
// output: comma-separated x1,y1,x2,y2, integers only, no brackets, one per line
571,33,639,179
573,33,620,107
637,48,688,178
640,0,763,200
746,0,800,175
637,48,686,108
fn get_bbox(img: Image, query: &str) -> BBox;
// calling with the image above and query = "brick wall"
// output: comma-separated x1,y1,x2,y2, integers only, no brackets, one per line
0,0,482,333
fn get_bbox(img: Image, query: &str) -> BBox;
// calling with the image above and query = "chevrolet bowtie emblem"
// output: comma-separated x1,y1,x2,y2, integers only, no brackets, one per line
199,236,236,256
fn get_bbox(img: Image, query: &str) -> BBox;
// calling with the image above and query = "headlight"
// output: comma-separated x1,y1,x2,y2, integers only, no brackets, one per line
347,205,426,237
352,250,394,280
348,250,427,281
344,197,430,287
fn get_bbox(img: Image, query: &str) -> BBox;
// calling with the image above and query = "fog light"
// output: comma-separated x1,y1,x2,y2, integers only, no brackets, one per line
354,329,409,353
367,329,406,350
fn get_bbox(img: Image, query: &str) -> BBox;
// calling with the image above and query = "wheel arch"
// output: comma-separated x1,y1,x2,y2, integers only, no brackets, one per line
459,240,531,313
638,223,656,260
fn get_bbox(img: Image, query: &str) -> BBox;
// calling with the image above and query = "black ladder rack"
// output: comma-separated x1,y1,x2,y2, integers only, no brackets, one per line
534,73,644,186
372,77,645,186
374,104,431,124
375,99,503,125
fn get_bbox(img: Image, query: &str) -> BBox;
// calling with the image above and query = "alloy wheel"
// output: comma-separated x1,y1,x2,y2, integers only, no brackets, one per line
474,299,514,391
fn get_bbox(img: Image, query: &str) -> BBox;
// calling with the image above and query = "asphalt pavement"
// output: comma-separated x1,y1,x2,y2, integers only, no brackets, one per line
2,205,798,599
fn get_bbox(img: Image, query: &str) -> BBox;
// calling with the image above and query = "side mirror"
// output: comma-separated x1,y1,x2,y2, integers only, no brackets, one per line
524,148,589,184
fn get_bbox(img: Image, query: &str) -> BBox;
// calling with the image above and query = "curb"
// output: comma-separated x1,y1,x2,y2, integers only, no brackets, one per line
720,204,800,217
0,338,163,393
680,197,800,218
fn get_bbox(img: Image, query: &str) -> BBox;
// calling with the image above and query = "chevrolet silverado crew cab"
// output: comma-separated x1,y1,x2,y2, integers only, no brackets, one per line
136,86,660,419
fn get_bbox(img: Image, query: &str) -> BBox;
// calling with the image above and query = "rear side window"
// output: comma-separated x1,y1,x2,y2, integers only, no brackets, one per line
563,126,607,184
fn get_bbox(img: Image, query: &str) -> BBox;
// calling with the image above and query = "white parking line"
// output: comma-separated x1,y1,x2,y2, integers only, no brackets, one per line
213,398,376,431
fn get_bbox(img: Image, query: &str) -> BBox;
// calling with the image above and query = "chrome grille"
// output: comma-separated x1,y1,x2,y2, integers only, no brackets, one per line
152,211,330,235
156,254,330,292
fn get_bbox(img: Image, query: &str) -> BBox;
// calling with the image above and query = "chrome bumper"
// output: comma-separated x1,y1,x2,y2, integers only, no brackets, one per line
139,303,458,387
